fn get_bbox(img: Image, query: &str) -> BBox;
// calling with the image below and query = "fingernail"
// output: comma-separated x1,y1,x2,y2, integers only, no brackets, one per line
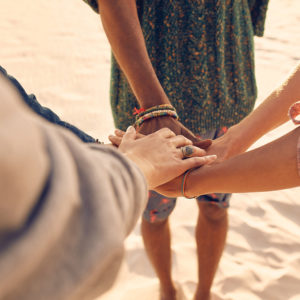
206,155,217,163
126,126,135,133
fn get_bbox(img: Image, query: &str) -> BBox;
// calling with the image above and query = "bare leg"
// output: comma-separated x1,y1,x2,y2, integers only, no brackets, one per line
194,203,228,300
141,217,176,300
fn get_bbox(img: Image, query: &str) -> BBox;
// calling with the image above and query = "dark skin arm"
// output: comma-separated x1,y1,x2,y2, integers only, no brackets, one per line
97,0,208,145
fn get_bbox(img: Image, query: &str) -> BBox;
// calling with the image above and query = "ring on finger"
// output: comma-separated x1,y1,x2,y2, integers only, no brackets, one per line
181,145,194,159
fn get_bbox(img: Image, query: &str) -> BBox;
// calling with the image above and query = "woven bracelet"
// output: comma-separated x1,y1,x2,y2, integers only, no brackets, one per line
181,169,195,199
135,104,176,119
135,109,178,127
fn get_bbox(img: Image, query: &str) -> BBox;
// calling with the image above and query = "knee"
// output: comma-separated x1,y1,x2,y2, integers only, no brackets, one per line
142,216,168,227
198,202,228,223
141,216,169,236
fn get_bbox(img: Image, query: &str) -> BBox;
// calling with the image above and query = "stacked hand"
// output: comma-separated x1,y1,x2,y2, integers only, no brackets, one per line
204,126,246,162
155,125,249,197
138,116,212,150
109,125,216,189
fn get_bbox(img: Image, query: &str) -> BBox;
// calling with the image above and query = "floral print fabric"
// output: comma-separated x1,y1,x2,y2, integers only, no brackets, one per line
83,0,269,133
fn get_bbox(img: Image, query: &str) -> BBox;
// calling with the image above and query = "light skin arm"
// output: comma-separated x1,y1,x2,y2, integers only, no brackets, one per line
97,0,203,143
156,63,300,197
208,63,300,160
156,126,300,197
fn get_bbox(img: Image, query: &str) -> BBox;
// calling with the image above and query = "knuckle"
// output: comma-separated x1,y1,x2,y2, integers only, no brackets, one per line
161,127,171,134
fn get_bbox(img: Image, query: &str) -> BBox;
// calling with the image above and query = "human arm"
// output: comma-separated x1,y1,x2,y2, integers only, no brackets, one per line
0,74,147,300
207,63,300,160
156,126,300,197
97,0,168,108
96,0,203,142
114,126,216,189
0,73,216,300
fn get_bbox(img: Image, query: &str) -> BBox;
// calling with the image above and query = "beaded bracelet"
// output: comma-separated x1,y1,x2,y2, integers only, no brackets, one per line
135,104,176,119
135,109,179,127
181,169,195,199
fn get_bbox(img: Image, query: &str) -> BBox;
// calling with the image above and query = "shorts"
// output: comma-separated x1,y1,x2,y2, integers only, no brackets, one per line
143,127,231,223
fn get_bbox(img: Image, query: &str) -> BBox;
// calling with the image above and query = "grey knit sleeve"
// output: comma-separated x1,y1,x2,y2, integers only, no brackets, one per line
0,72,148,300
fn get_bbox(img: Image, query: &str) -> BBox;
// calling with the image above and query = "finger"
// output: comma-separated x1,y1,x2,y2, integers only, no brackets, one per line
180,126,213,149
193,139,212,150
180,126,199,143
181,155,217,170
179,145,206,158
116,128,145,139
114,129,125,137
122,126,137,142
108,134,122,146
169,135,193,147
155,127,176,138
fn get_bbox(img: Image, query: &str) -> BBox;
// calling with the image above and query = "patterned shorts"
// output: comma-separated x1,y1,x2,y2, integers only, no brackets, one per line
143,127,231,223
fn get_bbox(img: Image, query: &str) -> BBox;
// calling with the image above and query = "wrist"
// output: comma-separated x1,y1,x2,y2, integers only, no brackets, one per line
136,87,171,109
141,97,171,109
123,152,153,188
221,125,252,156
134,104,178,128
182,168,198,198
184,165,216,198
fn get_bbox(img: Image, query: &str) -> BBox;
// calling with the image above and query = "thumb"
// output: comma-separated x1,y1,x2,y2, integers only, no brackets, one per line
122,126,137,142
193,139,212,150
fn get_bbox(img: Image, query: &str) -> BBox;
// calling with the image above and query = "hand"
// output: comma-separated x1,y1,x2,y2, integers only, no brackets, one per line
206,127,247,162
155,161,217,198
154,174,183,198
138,116,212,150
117,126,217,189
109,129,144,147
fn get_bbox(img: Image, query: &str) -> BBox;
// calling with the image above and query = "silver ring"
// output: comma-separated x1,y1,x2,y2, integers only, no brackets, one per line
181,145,194,159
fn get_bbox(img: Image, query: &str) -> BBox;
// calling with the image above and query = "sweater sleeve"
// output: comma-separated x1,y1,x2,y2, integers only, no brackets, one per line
0,73,148,300
247,0,269,37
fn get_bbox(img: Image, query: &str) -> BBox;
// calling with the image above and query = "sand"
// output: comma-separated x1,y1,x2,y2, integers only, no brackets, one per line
1,0,299,299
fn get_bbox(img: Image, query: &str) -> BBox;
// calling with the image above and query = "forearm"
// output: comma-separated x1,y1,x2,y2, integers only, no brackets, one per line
227,63,300,152
98,0,170,108
186,127,300,196
0,104,148,299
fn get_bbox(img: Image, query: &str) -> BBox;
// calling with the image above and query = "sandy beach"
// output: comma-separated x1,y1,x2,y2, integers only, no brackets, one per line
1,1,300,299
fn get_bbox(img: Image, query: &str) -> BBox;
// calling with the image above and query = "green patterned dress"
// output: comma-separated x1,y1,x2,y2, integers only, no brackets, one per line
83,0,269,133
